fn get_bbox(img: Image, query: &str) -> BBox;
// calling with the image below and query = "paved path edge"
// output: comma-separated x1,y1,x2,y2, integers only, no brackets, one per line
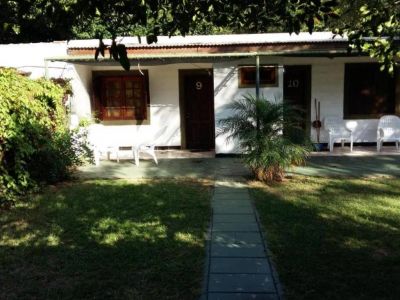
252,195,285,299
200,181,285,300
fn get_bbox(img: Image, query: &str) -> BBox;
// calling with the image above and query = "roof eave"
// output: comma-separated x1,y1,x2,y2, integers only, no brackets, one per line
47,49,354,63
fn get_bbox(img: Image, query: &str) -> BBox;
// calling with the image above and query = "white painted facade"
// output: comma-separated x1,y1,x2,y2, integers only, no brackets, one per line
213,55,382,153
73,63,211,147
0,39,386,154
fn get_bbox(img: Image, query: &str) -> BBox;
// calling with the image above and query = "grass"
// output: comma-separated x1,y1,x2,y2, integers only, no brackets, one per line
0,179,211,300
251,176,400,300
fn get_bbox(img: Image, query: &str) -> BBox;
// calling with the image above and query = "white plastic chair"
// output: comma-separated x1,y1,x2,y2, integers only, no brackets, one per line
377,115,400,152
133,144,158,166
324,116,353,152
87,124,119,165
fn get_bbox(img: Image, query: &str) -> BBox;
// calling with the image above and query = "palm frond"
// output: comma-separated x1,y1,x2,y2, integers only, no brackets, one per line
217,93,310,182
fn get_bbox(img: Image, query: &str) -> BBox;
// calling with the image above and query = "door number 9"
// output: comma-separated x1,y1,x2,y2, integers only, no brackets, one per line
195,81,203,90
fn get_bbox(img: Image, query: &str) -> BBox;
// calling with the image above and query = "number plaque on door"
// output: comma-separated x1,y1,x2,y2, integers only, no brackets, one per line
288,79,299,88
195,81,203,90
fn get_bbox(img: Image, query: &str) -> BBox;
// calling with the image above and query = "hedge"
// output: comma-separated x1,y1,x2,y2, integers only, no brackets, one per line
0,68,89,207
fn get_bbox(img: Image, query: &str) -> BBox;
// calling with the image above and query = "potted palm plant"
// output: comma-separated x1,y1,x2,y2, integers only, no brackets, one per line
218,94,310,182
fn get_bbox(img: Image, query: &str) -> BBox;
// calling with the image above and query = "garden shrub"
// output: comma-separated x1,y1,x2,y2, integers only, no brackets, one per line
218,94,311,182
0,68,90,207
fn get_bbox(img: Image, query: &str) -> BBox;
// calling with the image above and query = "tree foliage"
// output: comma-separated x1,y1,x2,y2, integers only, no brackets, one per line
1,0,397,71
1,0,339,42
333,0,399,73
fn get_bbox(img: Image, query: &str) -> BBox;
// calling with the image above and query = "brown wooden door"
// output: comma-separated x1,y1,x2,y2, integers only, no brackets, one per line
283,65,311,140
183,73,215,150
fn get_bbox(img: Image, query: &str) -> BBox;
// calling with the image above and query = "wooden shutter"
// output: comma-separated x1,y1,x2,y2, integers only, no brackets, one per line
95,74,148,121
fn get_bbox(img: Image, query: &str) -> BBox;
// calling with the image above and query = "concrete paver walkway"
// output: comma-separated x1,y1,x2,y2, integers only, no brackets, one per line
202,182,282,300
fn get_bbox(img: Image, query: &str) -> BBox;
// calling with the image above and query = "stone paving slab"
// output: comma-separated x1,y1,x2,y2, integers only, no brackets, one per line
204,184,281,300
212,222,259,232
211,243,266,257
213,193,251,200
208,274,276,293
207,293,278,300
213,187,249,194
212,232,264,244
212,199,251,205
210,258,272,274
213,214,257,223
213,206,254,214
212,201,253,209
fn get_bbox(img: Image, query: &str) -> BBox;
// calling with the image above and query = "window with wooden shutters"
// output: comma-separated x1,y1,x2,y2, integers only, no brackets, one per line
93,72,149,121
238,65,278,87
344,63,399,119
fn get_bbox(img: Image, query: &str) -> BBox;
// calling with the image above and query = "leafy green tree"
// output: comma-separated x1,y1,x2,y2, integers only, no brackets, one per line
0,0,77,42
1,0,397,73
334,0,399,73
218,95,310,182
1,0,339,42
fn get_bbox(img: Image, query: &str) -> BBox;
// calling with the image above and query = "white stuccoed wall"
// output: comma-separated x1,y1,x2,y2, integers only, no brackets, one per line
304,57,381,144
0,42,386,154
0,41,209,148
0,42,71,78
214,57,284,153
0,42,94,129
213,56,383,154
75,63,212,147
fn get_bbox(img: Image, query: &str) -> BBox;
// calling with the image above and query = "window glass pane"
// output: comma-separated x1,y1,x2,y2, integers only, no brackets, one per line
126,89,133,98
105,108,122,118
98,74,147,121
134,98,142,107
104,80,122,107
238,66,278,87
344,64,396,118
125,108,135,118
125,98,134,106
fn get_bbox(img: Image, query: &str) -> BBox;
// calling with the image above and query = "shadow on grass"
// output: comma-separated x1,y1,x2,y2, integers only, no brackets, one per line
293,155,400,178
251,177,400,300
0,179,211,300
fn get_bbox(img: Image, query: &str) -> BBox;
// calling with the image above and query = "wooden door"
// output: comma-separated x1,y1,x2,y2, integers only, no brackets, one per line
283,65,311,141
183,72,215,150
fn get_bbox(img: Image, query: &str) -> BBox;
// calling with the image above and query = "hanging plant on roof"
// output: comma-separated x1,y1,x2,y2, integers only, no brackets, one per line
94,37,130,71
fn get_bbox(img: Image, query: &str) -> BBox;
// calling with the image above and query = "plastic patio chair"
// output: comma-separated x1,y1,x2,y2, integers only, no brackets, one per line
87,124,119,165
133,144,158,166
377,115,400,152
324,116,353,152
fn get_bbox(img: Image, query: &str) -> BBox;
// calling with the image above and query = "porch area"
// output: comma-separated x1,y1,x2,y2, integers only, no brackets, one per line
77,146,400,180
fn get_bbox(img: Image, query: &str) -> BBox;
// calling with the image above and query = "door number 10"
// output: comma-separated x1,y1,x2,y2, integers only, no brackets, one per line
288,79,300,88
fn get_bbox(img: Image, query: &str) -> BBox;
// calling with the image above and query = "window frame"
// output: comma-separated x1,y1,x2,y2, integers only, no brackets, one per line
92,70,150,123
343,63,399,119
238,65,278,88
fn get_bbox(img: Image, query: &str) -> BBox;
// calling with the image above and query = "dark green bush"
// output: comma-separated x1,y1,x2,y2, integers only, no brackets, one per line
0,68,89,207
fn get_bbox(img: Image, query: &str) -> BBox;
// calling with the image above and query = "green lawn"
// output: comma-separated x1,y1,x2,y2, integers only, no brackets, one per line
252,176,400,300
0,179,211,300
